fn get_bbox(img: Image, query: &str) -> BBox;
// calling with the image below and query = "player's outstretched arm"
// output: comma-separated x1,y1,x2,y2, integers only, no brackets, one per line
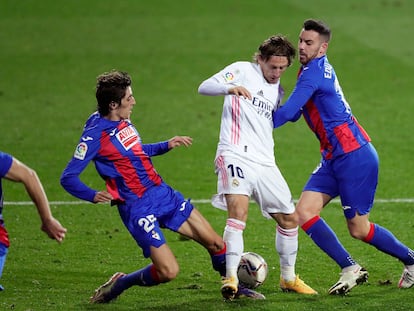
168,136,193,149
5,158,67,243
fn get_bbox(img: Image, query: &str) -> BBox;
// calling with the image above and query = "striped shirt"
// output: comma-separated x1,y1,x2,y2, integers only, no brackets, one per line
273,55,370,159
201,61,284,165
61,112,169,203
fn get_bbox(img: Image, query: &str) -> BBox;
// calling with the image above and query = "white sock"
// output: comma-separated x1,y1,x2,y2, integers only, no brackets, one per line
223,218,245,278
276,226,298,281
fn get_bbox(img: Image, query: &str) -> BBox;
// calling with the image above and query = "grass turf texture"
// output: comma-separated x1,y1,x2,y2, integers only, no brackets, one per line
1,0,414,309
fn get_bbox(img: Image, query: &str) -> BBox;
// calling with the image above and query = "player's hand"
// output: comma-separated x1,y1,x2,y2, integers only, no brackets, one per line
228,86,252,100
41,217,67,243
93,191,113,203
168,136,193,149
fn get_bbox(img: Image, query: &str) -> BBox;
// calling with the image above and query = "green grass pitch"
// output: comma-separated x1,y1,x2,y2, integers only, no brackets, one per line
1,0,414,310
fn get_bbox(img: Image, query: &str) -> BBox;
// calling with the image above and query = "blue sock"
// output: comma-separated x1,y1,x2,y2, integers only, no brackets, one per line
302,216,356,268
211,245,226,277
109,264,161,299
364,223,414,265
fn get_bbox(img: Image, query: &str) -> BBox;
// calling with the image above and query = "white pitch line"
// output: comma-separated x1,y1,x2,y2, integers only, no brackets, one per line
4,198,414,206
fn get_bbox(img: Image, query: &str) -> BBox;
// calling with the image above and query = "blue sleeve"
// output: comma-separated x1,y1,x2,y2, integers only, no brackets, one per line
0,152,13,177
142,141,169,156
273,70,318,128
60,136,100,203
272,109,302,128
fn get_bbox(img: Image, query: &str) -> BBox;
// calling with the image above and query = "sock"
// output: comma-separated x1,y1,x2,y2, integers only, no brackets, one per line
109,264,161,299
276,226,298,281
302,216,356,269
211,243,226,277
363,223,414,265
223,218,245,278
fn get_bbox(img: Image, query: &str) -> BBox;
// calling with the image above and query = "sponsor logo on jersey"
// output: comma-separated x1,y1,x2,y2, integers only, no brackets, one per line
116,125,139,150
252,96,273,120
74,142,88,160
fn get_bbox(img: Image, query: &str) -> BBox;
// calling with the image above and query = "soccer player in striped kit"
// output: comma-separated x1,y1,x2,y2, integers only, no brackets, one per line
61,70,255,303
273,19,414,294
198,35,317,300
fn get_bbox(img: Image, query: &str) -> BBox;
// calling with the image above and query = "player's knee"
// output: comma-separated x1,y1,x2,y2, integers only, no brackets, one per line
348,228,366,240
202,228,225,251
347,216,371,240
296,208,313,226
275,212,298,228
157,264,180,282
207,237,225,254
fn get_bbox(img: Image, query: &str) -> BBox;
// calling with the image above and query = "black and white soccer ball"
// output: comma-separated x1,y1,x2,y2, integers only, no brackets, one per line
237,252,268,289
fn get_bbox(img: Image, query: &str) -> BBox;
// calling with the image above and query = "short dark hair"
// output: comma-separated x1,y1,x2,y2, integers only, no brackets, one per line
254,35,296,66
303,19,331,42
95,70,132,116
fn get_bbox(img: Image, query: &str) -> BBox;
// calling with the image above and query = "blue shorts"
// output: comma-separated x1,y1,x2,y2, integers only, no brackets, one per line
304,143,379,219
116,182,193,258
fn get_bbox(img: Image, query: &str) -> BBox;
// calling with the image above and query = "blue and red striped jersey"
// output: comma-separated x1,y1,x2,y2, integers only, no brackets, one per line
0,151,13,247
273,55,370,159
61,112,169,203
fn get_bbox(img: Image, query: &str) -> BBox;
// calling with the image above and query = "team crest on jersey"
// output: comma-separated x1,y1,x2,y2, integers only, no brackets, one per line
74,142,88,160
116,125,139,150
232,178,240,187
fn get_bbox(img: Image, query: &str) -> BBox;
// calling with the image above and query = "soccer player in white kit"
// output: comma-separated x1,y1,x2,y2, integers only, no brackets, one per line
198,35,317,300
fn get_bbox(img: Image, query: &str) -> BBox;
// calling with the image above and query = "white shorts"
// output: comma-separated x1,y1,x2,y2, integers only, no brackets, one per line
212,153,295,218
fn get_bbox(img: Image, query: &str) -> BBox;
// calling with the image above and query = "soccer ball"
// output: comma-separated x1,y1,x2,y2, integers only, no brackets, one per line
237,252,268,289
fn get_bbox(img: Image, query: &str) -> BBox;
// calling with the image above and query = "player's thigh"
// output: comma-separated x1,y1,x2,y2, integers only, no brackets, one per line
178,208,224,252
152,189,214,251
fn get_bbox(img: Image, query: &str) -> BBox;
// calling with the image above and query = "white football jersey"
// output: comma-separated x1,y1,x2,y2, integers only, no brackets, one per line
211,61,281,165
